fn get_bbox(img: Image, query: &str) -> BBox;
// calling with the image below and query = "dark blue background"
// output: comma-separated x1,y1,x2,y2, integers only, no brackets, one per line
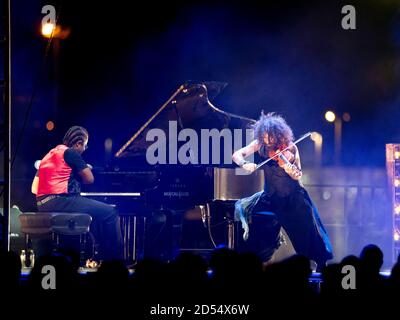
7,0,400,178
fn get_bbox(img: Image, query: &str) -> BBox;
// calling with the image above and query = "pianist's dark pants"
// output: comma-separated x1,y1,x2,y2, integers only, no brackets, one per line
38,195,123,261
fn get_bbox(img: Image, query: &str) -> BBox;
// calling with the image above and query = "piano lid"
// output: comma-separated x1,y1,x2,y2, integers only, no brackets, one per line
115,81,256,158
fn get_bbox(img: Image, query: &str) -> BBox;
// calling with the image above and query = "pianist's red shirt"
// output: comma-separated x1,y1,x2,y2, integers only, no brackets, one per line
37,144,88,197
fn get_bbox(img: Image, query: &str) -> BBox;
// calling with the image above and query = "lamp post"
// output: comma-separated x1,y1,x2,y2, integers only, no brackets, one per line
334,117,342,166
310,132,323,167
325,111,342,166
41,22,70,124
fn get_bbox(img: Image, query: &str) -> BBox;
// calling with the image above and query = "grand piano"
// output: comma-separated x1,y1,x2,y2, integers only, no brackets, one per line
81,81,265,262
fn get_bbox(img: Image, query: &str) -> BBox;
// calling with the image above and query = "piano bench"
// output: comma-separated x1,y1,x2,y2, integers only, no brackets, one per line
19,212,94,266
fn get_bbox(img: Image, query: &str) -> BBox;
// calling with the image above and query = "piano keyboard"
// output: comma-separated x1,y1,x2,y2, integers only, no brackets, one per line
80,192,141,197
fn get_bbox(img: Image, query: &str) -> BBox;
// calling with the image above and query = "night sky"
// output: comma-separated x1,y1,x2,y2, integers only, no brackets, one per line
7,0,400,178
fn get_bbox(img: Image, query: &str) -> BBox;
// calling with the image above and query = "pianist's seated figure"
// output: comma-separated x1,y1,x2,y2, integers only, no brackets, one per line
31,126,123,261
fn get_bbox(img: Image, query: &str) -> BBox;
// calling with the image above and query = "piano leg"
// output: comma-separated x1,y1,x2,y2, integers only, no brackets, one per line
121,217,126,261
131,216,146,263
119,214,146,264
132,216,136,263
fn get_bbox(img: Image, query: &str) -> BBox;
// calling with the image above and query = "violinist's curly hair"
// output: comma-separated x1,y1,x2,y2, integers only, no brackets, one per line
253,111,294,157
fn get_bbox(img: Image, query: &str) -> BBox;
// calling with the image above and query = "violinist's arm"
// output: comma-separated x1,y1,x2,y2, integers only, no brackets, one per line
232,139,260,173
283,145,303,180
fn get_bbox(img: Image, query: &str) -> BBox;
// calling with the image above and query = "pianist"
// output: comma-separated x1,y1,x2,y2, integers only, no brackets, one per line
31,126,123,262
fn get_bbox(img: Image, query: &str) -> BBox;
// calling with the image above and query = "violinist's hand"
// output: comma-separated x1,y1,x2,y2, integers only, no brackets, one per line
283,163,302,179
284,150,295,163
242,162,257,173
283,163,293,172
275,149,295,163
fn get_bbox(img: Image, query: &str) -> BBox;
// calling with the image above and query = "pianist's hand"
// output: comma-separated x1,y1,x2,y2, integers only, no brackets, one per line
242,162,257,173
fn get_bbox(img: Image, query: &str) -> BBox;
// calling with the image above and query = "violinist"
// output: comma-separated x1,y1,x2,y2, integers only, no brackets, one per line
232,112,333,271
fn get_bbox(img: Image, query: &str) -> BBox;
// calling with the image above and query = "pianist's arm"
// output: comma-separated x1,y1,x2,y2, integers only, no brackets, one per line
64,148,95,184
31,176,39,195
79,167,94,184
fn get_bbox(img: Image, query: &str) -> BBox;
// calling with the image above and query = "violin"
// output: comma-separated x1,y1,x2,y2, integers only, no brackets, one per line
268,145,302,178
268,146,295,167
256,132,312,171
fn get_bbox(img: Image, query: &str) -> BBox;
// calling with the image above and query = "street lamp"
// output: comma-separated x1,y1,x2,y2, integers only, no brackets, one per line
41,21,70,40
41,22,56,38
325,111,336,123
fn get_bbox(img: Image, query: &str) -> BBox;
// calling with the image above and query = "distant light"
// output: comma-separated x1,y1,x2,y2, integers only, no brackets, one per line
310,132,323,144
346,188,357,199
104,138,113,152
395,205,400,215
395,179,400,188
325,111,336,123
42,23,55,38
342,112,351,122
395,151,400,160
394,232,400,242
34,160,41,170
46,121,55,131
322,191,332,200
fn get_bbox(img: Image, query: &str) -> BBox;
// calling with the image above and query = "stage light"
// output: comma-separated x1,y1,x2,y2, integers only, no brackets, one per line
42,22,55,38
325,111,336,123
46,121,55,131
386,144,400,264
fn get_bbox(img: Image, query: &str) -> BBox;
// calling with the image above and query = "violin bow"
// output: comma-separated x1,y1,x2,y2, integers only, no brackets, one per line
255,131,313,170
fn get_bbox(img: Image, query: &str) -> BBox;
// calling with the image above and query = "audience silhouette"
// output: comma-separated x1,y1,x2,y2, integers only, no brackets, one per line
1,243,398,316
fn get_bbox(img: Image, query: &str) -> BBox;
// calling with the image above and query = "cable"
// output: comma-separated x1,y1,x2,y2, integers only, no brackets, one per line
11,4,63,170
0,3,63,199
205,203,217,248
